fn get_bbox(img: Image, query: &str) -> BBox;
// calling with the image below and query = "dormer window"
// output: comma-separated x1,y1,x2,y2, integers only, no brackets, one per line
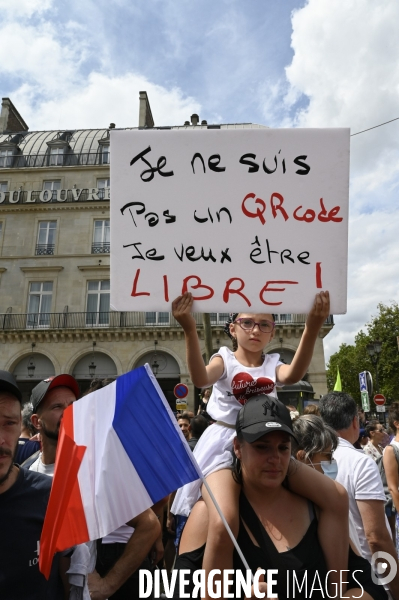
101,144,110,164
98,135,110,165
0,149,13,168
49,146,65,166
0,133,26,168
46,131,74,167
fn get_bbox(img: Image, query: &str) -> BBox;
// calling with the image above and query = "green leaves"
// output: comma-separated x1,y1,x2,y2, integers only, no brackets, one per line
326,303,399,403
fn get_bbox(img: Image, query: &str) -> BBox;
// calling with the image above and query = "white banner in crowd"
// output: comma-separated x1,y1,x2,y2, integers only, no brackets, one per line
110,128,349,313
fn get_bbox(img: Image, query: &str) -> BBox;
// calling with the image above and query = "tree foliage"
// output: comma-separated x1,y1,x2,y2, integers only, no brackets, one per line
326,303,399,403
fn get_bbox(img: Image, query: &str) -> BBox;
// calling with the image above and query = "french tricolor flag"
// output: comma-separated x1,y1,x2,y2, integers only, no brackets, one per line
39,364,202,578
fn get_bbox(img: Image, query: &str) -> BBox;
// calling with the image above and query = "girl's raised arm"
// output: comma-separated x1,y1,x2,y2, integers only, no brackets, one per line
277,291,330,385
172,293,224,388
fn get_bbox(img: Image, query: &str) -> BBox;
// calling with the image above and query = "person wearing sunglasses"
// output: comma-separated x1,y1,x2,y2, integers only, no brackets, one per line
364,421,387,461
171,291,349,598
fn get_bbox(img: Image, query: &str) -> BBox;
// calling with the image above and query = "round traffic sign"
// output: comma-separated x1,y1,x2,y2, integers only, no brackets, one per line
374,394,386,406
174,383,189,399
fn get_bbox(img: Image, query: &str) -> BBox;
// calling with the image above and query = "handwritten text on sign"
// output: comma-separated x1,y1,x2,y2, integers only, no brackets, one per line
110,128,349,313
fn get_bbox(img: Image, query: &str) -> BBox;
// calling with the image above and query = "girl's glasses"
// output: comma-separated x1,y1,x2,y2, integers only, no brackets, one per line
234,318,275,333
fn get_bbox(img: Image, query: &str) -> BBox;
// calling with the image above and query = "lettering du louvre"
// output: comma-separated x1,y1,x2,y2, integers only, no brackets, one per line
0,187,110,204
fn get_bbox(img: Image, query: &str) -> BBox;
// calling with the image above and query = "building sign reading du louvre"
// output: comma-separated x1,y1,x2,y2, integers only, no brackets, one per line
0,187,110,204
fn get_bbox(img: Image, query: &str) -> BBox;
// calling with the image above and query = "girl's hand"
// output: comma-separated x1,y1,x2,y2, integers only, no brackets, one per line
305,291,330,333
172,293,196,331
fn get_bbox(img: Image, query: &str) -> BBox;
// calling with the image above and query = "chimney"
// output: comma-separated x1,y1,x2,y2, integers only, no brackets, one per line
190,114,199,126
138,91,154,128
0,98,29,134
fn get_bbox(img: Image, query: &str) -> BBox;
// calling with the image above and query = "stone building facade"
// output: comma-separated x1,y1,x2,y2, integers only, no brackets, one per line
0,95,333,409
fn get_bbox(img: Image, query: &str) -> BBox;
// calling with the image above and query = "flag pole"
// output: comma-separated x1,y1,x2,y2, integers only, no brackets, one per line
201,477,253,580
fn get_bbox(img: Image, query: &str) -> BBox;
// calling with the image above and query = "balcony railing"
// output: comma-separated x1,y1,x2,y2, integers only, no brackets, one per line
0,312,333,331
35,244,55,255
91,242,110,254
0,152,109,169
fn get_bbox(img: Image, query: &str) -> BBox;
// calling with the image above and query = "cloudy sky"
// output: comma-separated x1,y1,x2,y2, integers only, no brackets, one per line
1,0,398,363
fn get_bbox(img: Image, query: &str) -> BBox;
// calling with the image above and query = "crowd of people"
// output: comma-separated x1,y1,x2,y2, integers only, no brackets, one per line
1,291,399,599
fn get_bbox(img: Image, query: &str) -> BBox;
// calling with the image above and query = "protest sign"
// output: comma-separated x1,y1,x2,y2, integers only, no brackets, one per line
110,128,349,313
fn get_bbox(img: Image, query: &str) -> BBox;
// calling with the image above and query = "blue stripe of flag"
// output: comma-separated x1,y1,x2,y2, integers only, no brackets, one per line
113,366,201,503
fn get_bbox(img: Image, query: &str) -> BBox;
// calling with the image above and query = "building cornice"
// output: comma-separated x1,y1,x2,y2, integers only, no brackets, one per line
77,265,110,272
0,327,230,345
20,266,64,273
0,203,110,213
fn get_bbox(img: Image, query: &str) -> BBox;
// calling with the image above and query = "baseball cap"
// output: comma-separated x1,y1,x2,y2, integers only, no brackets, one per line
0,370,22,403
236,394,298,443
31,374,80,412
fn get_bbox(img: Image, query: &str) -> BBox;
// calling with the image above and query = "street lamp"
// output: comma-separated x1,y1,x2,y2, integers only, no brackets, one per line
151,340,159,377
27,343,36,378
89,341,96,378
367,340,382,394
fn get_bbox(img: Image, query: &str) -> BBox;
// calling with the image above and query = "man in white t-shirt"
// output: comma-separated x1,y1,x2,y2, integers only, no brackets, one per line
320,391,399,598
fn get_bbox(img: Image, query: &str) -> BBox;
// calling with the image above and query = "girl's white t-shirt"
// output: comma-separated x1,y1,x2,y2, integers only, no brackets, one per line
206,346,283,425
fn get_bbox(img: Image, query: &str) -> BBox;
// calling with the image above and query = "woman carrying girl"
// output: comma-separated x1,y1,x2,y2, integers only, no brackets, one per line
171,290,349,596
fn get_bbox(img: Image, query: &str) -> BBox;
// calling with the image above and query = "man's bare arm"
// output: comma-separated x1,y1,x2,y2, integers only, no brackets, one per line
88,508,161,600
357,499,399,599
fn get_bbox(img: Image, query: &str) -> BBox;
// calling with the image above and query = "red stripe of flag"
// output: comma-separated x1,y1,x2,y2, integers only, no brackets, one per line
39,405,88,579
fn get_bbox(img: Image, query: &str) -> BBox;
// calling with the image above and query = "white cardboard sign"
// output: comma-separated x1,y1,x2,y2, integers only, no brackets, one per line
110,128,349,313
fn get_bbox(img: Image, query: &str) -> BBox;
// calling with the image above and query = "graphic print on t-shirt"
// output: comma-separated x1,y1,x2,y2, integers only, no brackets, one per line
230,372,275,405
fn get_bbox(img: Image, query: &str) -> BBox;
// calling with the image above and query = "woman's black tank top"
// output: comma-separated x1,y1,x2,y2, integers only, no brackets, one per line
234,491,328,599
174,491,387,600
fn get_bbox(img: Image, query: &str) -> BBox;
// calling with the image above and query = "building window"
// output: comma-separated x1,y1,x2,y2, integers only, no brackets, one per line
210,313,229,325
92,220,110,253
97,178,110,199
36,221,56,255
0,182,7,192
274,314,292,323
27,282,53,327
49,147,64,166
86,280,110,326
43,180,61,201
101,145,110,165
0,149,13,168
145,312,170,325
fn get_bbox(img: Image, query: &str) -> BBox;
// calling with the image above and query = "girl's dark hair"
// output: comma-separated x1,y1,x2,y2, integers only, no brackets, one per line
388,402,399,432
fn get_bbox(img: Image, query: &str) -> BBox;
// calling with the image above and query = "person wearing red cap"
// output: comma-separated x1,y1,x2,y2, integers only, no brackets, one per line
25,374,80,476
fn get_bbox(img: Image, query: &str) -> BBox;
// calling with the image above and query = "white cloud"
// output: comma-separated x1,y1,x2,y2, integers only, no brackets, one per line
0,22,85,93
0,0,52,18
282,0,399,363
286,0,399,173
14,73,200,131
0,8,200,130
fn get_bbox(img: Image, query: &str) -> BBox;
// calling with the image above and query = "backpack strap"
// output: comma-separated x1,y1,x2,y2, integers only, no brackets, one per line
20,449,41,469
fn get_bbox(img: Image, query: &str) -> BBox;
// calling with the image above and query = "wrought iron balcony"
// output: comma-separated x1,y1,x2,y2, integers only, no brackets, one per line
0,312,333,331
91,242,110,254
35,244,55,255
